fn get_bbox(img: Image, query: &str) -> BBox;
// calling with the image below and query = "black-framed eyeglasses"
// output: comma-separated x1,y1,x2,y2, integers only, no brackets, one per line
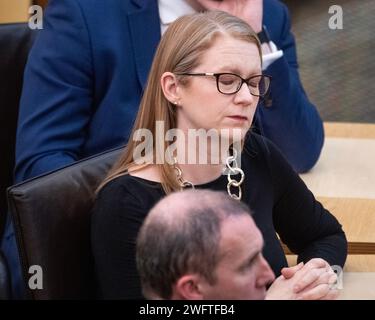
176,72,272,97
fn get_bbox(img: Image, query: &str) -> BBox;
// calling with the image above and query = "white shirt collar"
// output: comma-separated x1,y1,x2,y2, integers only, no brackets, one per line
158,0,196,28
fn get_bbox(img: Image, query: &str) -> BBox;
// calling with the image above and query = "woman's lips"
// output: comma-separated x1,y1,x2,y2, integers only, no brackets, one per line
227,115,248,121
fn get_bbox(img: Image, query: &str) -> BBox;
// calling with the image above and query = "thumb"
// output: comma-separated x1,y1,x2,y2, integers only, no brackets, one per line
281,262,304,279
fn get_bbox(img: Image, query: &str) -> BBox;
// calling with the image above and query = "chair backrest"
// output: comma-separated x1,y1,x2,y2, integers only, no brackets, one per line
7,147,123,299
0,23,38,237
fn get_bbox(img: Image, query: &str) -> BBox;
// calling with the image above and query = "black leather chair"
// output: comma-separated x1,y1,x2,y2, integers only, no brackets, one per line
0,22,38,300
7,147,122,299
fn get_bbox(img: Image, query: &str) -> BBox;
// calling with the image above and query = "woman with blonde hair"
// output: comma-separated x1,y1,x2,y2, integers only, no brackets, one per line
91,11,346,299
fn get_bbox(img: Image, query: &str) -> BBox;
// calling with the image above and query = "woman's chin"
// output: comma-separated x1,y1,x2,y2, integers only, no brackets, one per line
220,126,249,141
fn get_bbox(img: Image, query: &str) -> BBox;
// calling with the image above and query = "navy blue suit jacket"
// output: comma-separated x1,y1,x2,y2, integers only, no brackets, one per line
15,0,324,182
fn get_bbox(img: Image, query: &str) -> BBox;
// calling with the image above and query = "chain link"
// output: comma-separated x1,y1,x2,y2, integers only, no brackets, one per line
172,157,195,190
172,150,244,200
225,148,245,200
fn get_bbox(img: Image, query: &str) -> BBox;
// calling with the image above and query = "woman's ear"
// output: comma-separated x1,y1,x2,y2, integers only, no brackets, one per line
172,274,204,300
160,72,181,106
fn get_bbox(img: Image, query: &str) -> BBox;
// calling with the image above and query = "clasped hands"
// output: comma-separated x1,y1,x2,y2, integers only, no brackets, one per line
266,258,339,300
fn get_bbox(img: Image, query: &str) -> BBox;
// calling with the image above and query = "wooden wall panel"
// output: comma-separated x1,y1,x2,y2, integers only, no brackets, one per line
0,0,31,23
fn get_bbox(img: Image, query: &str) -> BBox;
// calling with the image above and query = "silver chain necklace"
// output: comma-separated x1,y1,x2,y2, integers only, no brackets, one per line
172,149,245,200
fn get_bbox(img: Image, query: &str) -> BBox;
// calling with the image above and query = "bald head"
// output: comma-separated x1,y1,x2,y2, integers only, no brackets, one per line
136,189,254,299
145,189,252,228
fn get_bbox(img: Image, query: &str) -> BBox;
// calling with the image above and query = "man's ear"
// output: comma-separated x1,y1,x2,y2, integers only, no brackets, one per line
160,72,181,106
172,274,204,300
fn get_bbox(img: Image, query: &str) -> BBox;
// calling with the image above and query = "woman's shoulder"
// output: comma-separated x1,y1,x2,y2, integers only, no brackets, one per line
95,173,163,206
98,174,134,193
93,175,135,205
92,175,152,222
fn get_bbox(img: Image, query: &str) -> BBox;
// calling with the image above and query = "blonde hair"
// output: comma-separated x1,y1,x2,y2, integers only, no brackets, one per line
99,11,261,194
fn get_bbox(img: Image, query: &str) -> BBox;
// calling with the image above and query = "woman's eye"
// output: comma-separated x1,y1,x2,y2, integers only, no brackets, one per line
220,80,235,85
219,76,237,85
248,81,259,88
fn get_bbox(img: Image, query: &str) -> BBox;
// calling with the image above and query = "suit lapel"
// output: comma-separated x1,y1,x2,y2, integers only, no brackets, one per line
127,0,161,89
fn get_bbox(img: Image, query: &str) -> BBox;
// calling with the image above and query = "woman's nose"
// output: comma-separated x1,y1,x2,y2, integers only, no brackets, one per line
235,83,256,105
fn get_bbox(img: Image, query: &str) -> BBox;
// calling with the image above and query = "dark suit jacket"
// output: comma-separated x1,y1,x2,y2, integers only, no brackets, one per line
15,0,324,182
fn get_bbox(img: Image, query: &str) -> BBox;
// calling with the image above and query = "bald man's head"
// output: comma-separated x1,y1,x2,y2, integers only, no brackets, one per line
145,189,249,227
136,189,253,299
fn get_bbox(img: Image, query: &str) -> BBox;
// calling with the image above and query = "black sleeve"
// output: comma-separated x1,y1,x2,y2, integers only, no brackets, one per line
258,135,347,267
90,179,146,299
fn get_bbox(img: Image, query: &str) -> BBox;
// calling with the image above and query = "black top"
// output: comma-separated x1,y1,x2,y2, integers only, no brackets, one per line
91,133,347,299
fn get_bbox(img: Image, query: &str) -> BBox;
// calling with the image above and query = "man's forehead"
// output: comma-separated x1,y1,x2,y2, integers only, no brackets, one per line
219,216,263,256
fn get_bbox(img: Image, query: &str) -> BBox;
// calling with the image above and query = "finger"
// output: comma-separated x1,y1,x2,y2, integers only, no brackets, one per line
281,262,304,279
300,283,331,300
299,269,336,292
293,267,327,293
292,258,331,291
328,272,338,285
305,258,329,269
